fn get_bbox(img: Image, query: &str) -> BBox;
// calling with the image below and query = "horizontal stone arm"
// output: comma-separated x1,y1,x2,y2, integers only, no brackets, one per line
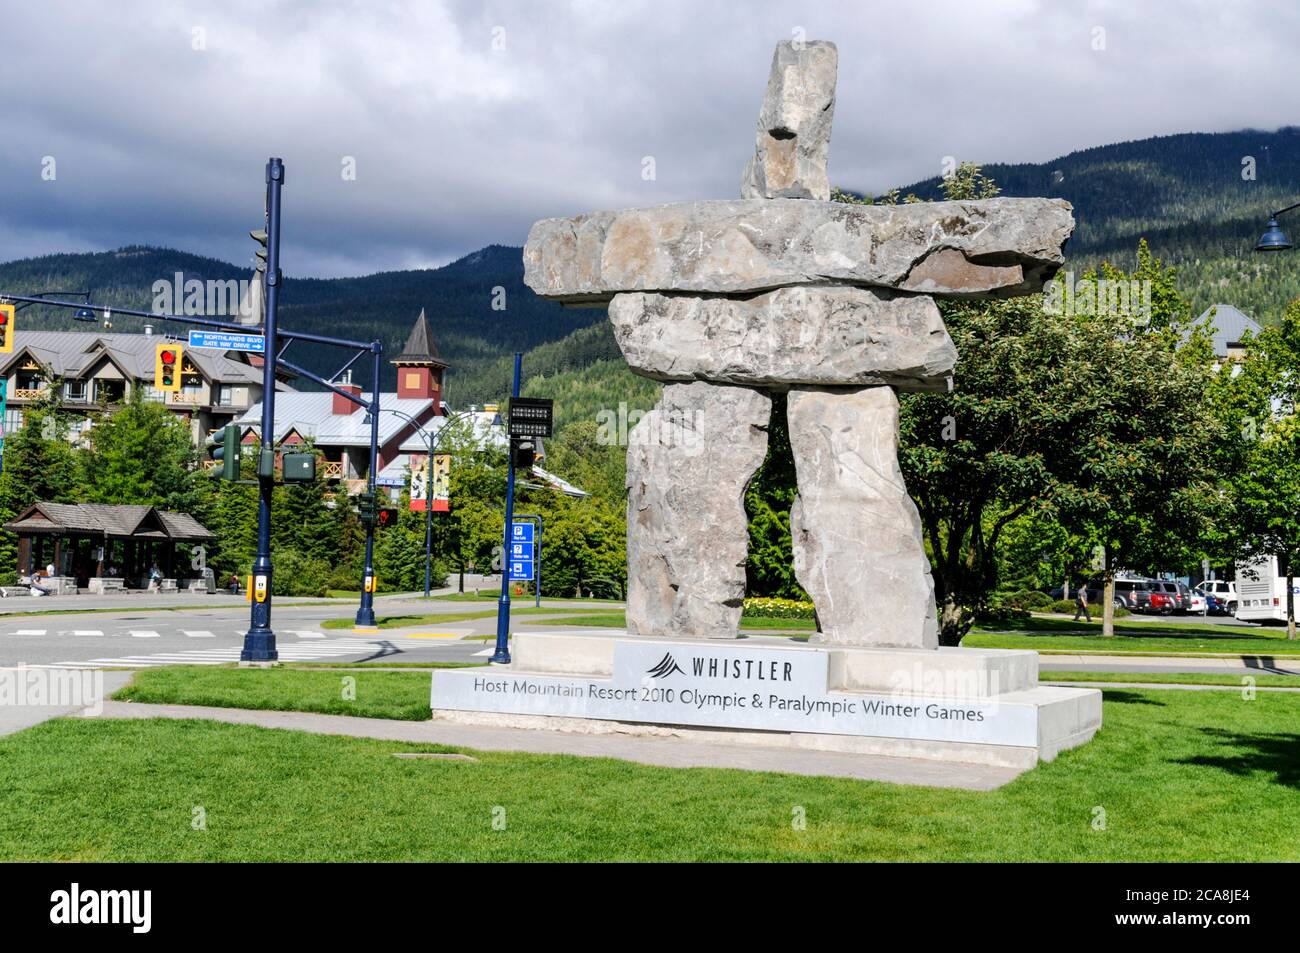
523,196,1074,303
609,286,957,392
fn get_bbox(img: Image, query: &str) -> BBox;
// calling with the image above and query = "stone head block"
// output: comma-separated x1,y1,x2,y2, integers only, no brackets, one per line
741,40,838,200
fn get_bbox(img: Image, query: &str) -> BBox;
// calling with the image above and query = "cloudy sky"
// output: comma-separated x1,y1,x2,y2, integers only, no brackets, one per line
1,0,1296,277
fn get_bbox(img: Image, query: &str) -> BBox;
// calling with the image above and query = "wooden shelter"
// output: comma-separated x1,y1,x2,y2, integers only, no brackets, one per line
3,502,214,587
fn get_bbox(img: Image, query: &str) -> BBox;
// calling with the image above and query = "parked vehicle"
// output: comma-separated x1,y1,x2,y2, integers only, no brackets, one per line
1234,556,1300,625
1200,591,1228,615
1158,580,1196,613
1185,587,1207,613
1112,578,1152,610
1197,578,1238,614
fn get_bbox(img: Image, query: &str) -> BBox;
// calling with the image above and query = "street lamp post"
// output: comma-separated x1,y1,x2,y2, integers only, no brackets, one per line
1255,201,1300,253
368,407,477,597
242,157,285,663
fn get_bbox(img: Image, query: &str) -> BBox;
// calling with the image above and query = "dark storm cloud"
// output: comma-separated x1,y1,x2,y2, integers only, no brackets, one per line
0,0,1296,277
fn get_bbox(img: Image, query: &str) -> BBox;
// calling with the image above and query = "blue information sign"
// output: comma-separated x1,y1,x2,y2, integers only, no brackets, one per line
187,330,266,353
509,521,536,580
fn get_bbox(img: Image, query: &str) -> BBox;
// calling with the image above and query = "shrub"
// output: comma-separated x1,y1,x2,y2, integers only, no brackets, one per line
271,549,331,597
1046,598,1129,618
742,597,816,619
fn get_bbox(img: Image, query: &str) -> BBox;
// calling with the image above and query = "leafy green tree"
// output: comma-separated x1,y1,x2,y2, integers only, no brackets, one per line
1231,415,1300,639
1221,299,1300,639
745,393,805,599
81,389,198,508
0,400,79,583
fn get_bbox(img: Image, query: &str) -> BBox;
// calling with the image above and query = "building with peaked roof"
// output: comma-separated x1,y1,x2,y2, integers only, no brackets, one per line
233,309,449,493
3,501,214,587
233,310,587,501
1191,304,1263,360
0,327,284,445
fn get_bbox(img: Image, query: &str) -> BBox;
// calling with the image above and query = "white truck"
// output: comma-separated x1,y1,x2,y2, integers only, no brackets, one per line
1234,556,1300,625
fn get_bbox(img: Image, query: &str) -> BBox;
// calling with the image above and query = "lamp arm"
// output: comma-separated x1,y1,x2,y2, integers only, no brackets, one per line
1271,201,1300,219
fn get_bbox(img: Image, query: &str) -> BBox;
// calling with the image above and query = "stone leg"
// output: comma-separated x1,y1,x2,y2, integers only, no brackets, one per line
626,381,771,638
787,386,938,649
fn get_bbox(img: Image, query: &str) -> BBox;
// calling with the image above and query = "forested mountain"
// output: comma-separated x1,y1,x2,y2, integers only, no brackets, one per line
6,126,1300,416
889,127,1300,323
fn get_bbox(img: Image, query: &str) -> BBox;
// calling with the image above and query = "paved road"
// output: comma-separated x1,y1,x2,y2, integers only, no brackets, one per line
0,595,483,669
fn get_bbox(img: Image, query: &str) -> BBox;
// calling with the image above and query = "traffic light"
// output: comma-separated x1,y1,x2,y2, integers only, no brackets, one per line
212,425,241,480
250,228,269,274
154,342,183,392
357,490,378,525
511,436,535,471
0,304,14,354
376,505,399,528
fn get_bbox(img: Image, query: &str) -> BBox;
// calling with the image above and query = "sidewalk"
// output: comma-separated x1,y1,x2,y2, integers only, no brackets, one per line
94,699,1021,791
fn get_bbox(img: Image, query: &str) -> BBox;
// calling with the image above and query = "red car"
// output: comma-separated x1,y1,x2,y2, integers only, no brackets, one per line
1144,590,1175,614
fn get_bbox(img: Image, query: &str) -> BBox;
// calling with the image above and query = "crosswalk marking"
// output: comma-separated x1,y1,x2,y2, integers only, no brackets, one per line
15,629,46,636
289,630,325,639
130,630,161,638
473,648,494,657
183,630,215,638
72,630,103,637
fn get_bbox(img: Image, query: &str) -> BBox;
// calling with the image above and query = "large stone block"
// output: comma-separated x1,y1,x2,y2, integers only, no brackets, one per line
523,197,1074,303
787,386,938,649
740,40,837,201
625,382,771,639
608,286,955,391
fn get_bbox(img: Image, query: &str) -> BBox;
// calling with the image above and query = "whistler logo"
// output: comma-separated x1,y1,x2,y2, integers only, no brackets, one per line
50,883,151,934
644,650,796,684
645,652,684,678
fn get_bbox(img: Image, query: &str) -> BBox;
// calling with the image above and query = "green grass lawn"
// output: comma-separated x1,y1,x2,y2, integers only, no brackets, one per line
321,607,574,630
1042,670,1300,688
967,615,1300,656
1,686,1296,861
114,666,439,720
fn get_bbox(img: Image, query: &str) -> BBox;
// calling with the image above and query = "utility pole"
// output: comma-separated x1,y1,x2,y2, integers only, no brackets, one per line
355,346,383,627
490,352,522,664
242,157,284,663
424,440,435,597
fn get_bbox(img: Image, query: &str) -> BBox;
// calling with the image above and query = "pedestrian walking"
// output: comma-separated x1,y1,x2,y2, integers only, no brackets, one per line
1073,582,1091,622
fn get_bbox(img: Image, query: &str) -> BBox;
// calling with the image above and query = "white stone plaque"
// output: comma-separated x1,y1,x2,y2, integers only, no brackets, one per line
432,640,1041,747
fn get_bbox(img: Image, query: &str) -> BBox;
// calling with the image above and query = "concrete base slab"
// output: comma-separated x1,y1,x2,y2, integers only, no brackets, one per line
434,629,1103,770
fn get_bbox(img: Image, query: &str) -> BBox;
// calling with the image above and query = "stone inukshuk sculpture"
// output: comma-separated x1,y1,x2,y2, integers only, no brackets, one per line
524,41,1074,649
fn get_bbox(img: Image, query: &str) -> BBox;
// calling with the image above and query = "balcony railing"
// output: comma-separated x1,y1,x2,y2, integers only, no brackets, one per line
12,388,45,400
320,461,345,480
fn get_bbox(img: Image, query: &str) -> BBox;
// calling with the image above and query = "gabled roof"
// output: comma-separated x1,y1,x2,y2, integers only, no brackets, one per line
392,309,447,367
0,330,264,385
233,392,436,448
2,502,214,541
1193,304,1263,357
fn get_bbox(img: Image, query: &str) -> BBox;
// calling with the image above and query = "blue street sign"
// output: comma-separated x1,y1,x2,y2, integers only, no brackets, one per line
187,329,266,353
511,522,534,544
510,542,533,561
509,559,534,581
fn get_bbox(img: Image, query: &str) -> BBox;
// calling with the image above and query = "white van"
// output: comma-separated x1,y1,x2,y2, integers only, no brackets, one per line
1234,556,1300,624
